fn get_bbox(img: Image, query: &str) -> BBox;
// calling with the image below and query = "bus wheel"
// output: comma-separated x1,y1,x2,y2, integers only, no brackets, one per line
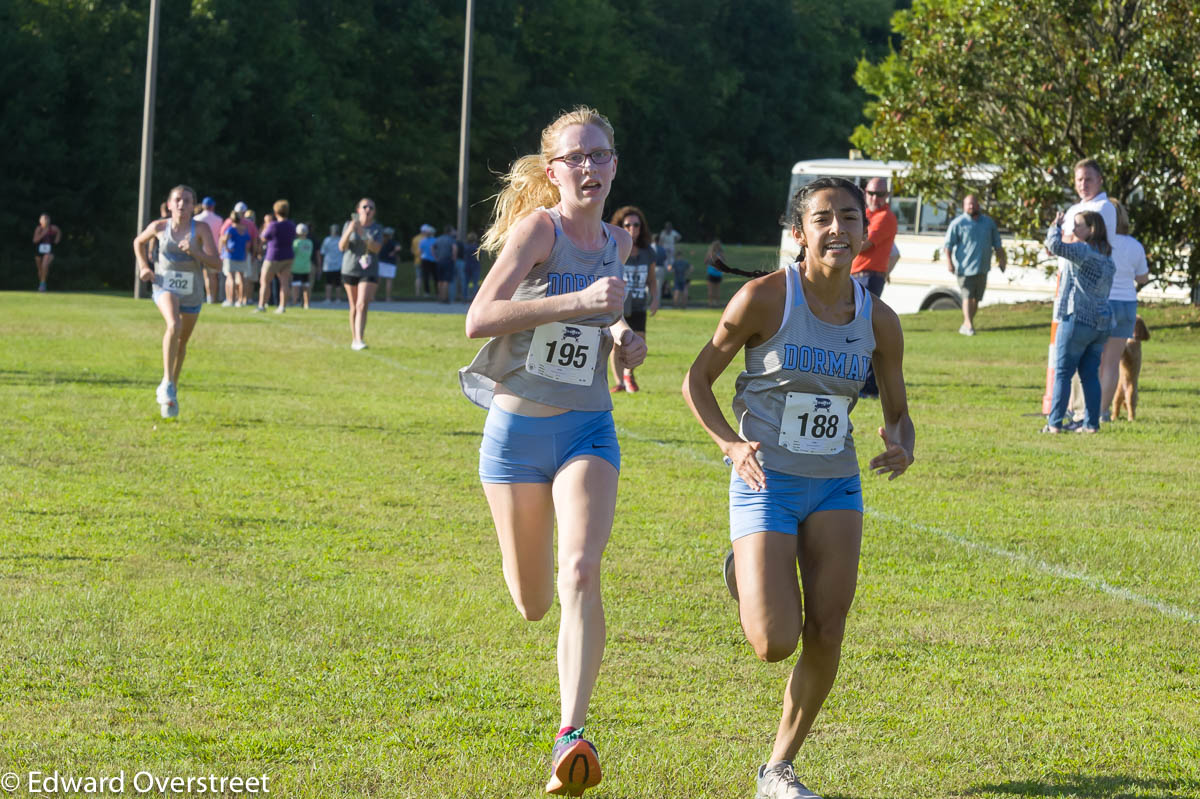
925,295,961,311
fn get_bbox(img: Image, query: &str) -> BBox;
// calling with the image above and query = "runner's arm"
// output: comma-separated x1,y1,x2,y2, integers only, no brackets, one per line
682,276,780,491
869,300,915,480
465,214,627,339
133,221,164,281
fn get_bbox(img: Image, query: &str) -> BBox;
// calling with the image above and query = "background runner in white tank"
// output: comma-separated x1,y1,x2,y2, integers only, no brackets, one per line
683,177,915,799
460,107,644,797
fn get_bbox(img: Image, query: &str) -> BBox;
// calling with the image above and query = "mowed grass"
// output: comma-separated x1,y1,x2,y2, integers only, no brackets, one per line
0,292,1197,799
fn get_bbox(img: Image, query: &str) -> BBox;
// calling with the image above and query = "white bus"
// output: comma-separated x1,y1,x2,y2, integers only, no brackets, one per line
780,158,1188,315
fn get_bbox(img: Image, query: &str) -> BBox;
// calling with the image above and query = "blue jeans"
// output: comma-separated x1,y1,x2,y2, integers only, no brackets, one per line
1049,315,1107,429
464,260,481,300
453,259,467,302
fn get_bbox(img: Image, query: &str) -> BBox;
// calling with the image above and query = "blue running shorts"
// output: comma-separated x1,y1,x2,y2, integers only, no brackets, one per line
479,406,620,484
729,468,863,541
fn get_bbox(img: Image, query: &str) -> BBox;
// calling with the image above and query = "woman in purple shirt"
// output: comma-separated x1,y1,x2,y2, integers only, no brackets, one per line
257,199,297,313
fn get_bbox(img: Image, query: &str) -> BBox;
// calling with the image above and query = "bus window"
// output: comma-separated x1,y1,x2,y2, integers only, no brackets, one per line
892,197,918,233
918,200,952,234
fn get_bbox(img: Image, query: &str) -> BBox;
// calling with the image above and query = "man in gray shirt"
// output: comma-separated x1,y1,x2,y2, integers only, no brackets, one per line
944,195,1006,335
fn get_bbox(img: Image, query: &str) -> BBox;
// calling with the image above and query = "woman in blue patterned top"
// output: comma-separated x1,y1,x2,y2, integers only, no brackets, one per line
1043,210,1116,433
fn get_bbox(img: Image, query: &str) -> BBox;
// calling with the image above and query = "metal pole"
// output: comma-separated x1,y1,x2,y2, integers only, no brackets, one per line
134,0,162,298
455,0,475,241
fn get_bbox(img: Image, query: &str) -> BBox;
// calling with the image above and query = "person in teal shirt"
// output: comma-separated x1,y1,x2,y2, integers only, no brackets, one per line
944,194,1006,335
290,223,314,309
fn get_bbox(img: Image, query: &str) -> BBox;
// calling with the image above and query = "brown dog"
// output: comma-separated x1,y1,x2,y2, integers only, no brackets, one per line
1112,316,1151,421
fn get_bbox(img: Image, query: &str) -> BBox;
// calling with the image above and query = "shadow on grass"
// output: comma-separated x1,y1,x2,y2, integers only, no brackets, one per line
0,369,288,395
0,552,115,562
967,774,1200,799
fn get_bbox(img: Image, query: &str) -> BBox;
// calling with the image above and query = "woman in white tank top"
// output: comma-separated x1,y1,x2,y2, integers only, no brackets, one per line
460,107,645,796
683,178,915,799
133,184,220,419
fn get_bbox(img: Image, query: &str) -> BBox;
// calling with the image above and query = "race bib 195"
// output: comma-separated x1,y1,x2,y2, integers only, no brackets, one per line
161,270,194,296
778,392,851,455
525,322,601,386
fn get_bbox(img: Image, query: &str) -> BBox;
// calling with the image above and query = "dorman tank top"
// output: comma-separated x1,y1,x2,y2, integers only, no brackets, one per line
155,219,206,308
460,208,623,411
733,262,875,478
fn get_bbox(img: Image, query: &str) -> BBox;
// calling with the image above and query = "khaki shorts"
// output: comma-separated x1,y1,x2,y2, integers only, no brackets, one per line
262,259,293,279
222,258,250,277
957,272,988,301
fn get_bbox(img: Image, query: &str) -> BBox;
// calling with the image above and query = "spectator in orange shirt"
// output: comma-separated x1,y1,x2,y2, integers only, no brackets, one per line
849,177,897,399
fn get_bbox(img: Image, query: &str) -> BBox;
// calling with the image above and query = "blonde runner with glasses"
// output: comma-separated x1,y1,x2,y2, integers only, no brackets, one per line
459,107,644,796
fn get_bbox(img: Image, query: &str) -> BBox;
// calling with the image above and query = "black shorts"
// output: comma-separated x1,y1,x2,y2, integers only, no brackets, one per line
626,309,647,334
291,273,311,286
322,271,342,287
342,274,379,286
435,261,454,282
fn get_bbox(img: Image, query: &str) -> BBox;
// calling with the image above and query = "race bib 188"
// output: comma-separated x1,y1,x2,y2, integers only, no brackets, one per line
525,322,601,386
778,392,851,455
161,270,194,296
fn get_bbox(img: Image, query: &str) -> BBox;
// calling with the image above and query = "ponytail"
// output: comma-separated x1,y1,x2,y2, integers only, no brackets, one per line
480,155,559,255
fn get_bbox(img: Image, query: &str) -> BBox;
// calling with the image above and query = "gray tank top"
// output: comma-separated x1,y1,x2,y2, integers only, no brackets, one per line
460,208,623,410
733,262,875,478
154,219,206,307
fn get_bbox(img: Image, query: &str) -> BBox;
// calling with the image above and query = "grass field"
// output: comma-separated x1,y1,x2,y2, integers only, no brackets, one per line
1,292,1198,799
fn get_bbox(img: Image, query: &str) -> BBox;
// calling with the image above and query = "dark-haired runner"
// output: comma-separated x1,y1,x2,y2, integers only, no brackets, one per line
683,177,914,799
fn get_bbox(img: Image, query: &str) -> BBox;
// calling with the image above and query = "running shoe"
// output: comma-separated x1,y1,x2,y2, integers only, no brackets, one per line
958,323,975,336
221,299,233,307
623,373,639,393
158,382,178,418
756,762,821,799
610,383,624,394
545,731,601,796
351,341,368,351
274,306,286,314
1039,424,1061,434
723,550,738,601
253,306,265,313
38,282,47,292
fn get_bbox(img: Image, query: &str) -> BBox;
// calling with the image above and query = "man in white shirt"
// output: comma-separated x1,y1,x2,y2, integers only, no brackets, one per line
194,197,225,303
1058,159,1117,247
1047,158,1118,426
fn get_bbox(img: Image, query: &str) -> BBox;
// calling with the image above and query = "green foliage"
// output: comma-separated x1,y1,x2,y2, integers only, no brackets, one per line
0,0,904,290
853,0,1200,295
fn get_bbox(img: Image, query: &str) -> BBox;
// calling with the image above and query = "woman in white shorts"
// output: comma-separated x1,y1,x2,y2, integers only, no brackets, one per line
683,177,915,799
460,106,645,797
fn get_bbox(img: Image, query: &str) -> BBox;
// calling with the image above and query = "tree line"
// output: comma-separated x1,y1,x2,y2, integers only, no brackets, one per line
1,0,901,290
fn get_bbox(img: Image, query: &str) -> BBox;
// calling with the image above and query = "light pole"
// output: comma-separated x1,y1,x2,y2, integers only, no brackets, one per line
134,0,162,298
456,0,475,243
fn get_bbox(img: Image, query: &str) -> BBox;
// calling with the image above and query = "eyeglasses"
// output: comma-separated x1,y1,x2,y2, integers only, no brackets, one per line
550,149,616,168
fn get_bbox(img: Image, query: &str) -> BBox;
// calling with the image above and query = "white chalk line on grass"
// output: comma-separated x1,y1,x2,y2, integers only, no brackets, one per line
617,426,1199,625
